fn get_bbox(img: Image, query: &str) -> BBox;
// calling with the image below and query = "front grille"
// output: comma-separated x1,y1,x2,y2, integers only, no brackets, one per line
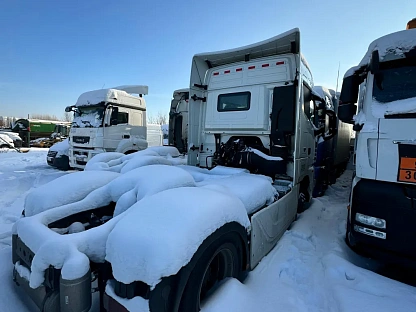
114,280,150,300
73,136,90,144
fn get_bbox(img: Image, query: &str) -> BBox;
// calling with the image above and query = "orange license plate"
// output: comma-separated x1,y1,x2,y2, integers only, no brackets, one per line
398,157,416,183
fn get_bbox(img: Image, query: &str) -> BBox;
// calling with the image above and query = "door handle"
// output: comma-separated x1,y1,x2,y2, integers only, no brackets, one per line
123,135,130,139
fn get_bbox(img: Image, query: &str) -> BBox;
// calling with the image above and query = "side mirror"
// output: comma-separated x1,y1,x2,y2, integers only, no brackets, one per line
338,74,360,124
110,107,119,126
65,106,73,112
338,103,357,124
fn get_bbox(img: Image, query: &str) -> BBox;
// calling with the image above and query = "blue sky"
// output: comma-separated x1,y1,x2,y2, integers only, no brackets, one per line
0,0,415,120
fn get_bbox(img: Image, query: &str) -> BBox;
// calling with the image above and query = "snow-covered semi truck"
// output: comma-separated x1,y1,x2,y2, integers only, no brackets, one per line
104,28,336,311
168,89,189,153
12,29,335,312
339,24,416,264
67,85,149,170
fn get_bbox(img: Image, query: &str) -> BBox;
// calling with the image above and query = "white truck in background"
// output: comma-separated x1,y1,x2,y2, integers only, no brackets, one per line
339,22,416,265
12,29,337,312
168,88,189,153
66,85,149,169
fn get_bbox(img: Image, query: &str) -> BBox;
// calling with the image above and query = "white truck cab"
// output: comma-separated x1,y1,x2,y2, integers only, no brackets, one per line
67,85,148,169
339,25,416,265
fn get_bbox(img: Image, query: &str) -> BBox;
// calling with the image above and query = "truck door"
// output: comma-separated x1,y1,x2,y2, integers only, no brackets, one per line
297,84,316,182
104,107,131,152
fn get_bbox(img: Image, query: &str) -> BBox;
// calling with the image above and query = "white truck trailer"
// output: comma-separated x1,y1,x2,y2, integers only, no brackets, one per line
338,23,416,265
12,29,335,312
67,85,149,169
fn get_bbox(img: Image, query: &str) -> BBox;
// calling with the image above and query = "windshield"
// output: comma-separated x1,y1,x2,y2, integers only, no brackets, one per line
372,65,416,103
72,105,105,128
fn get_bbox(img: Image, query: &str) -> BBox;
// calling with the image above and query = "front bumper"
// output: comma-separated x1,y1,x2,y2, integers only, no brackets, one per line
349,178,416,267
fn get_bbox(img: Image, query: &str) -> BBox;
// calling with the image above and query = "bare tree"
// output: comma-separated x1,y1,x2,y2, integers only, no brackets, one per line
62,112,73,122
147,111,168,125
31,114,60,121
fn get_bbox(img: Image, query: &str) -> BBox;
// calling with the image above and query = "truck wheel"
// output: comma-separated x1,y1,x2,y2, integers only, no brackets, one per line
0,144,8,149
179,232,242,312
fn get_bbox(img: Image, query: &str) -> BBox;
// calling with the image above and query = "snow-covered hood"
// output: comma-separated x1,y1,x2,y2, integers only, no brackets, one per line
49,138,70,157
0,134,14,146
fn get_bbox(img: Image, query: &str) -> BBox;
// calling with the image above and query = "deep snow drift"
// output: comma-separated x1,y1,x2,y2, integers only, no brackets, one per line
0,149,415,312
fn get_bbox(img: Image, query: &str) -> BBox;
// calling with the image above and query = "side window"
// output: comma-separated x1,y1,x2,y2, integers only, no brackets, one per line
303,84,314,120
117,112,129,124
217,92,250,112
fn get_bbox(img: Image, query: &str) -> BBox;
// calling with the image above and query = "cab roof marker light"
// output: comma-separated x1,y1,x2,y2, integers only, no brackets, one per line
262,64,270,67
276,61,285,65
248,66,255,70
224,70,230,74
236,68,243,72
213,72,219,76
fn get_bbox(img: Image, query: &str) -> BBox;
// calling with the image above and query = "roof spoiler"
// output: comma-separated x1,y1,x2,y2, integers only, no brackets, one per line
112,85,149,95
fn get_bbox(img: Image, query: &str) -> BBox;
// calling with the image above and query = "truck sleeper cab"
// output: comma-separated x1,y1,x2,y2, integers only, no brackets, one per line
104,29,336,312
67,85,149,169
339,26,416,265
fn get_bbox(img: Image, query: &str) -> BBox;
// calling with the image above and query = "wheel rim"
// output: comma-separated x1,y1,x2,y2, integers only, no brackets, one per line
197,246,234,309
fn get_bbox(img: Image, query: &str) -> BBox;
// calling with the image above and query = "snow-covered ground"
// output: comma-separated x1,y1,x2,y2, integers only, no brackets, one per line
0,149,415,312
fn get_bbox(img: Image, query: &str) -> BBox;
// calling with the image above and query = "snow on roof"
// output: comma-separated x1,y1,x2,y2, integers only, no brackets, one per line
345,29,416,78
106,186,250,287
75,86,146,107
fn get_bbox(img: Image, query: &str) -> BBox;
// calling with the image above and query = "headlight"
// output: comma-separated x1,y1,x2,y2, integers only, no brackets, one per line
355,213,386,229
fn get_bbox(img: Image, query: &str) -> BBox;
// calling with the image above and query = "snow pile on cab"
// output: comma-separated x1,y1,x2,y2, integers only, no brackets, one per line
24,171,120,216
106,187,250,288
85,146,183,172
199,174,277,214
14,146,277,290
15,165,196,287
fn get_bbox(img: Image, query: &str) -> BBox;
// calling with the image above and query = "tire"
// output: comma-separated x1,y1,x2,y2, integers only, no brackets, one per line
178,232,243,312
0,144,9,149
